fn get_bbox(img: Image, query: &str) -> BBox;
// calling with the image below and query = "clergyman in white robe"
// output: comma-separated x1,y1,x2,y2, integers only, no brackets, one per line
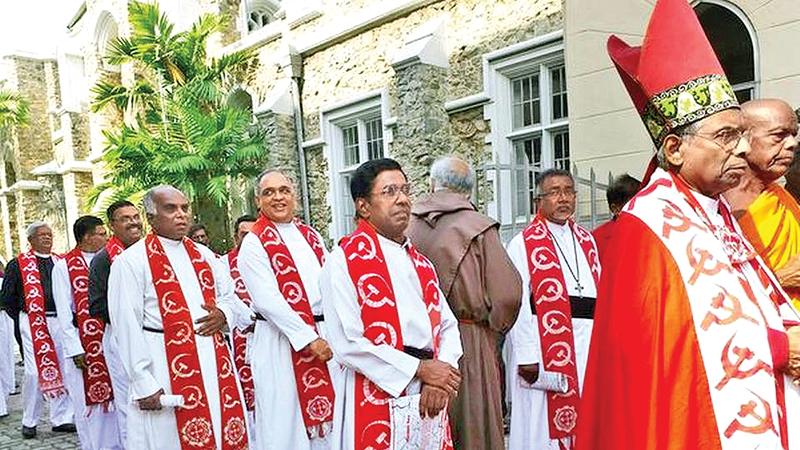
320,233,463,450
53,251,123,450
107,237,248,450
0,305,14,416
238,222,333,450
505,220,599,450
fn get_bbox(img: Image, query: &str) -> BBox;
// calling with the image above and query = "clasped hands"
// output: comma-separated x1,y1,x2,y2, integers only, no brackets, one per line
416,360,461,419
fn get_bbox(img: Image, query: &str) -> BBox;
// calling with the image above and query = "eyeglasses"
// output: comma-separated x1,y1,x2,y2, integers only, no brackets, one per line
373,183,412,199
261,186,293,198
686,128,748,153
539,188,577,199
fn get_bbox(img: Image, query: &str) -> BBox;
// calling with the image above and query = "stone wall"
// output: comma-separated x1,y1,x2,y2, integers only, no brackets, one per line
231,0,563,240
10,58,54,177
390,63,451,189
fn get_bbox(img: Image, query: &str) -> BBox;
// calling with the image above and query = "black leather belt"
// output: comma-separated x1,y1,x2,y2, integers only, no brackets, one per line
532,296,596,320
143,326,164,333
254,313,325,322
403,346,434,360
45,312,57,317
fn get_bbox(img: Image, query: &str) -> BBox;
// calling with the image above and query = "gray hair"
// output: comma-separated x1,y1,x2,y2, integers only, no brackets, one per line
656,120,701,170
430,156,475,195
143,185,182,215
26,221,49,240
254,168,296,196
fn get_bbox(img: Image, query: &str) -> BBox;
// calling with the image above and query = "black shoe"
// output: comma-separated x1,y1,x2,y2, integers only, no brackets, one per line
52,423,76,433
21,425,36,439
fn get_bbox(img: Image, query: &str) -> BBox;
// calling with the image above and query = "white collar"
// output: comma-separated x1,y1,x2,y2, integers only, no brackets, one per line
157,235,184,248
690,190,720,219
33,252,51,258
546,220,572,236
376,232,411,250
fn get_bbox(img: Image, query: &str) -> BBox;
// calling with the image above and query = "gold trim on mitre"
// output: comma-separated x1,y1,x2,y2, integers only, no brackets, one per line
642,74,739,146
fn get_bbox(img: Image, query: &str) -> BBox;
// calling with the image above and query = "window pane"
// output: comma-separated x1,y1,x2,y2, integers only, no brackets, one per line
514,137,542,216
342,125,359,167
551,65,568,120
511,73,541,129
553,130,570,170
734,87,753,103
364,117,384,160
340,172,356,234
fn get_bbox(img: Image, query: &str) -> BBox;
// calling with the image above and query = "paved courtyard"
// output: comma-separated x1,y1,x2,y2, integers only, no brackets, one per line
0,361,79,449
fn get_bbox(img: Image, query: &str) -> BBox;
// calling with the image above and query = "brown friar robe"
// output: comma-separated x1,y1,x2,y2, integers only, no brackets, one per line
407,190,522,450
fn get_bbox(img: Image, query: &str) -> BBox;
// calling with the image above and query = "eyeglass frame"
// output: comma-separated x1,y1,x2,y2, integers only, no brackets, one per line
682,127,749,153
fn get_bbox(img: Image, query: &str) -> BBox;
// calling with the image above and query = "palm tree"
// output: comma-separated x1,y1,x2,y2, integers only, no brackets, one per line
91,1,264,250
0,88,29,136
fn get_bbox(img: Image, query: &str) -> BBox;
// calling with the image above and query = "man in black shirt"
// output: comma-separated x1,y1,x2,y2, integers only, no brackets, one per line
1,222,76,438
88,200,142,324
87,200,142,448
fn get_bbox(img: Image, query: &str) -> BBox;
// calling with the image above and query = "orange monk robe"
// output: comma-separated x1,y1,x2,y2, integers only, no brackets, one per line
737,183,800,310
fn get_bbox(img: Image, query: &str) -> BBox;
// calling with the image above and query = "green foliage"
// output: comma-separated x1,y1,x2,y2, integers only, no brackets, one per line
0,88,30,132
90,0,265,214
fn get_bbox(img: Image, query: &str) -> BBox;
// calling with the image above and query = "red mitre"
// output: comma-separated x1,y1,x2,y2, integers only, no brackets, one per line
607,0,739,148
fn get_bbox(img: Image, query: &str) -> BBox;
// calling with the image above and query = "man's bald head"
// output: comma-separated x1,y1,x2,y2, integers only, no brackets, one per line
430,156,475,195
143,185,191,240
740,99,799,183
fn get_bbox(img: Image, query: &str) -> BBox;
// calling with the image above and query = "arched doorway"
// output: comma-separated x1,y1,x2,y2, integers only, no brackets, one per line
694,1,758,102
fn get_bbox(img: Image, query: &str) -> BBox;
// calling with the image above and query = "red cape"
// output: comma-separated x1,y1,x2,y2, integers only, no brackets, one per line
577,213,722,449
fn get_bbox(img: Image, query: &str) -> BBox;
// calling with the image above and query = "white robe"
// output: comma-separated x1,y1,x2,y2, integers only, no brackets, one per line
107,236,246,450
320,233,463,450
53,251,123,450
220,251,258,448
0,303,15,416
505,221,598,450
238,222,333,450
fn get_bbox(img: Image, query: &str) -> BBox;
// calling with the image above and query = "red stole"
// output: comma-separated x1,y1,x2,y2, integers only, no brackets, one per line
340,220,450,450
522,215,600,445
226,248,255,412
144,234,248,450
18,250,66,398
105,236,125,263
250,215,334,437
65,248,114,410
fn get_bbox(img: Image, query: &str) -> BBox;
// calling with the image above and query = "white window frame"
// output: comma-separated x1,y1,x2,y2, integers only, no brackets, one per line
692,0,760,101
321,90,391,241
239,0,282,36
483,31,567,233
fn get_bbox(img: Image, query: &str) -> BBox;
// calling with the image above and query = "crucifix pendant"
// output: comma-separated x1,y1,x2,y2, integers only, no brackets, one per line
576,282,584,298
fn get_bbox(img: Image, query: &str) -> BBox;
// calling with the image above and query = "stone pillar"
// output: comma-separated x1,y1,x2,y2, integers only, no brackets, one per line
254,79,301,197
390,19,451,189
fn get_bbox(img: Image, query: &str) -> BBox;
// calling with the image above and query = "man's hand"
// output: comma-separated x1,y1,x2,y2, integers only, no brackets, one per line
305,338,333,362
72,354,87,371
195,304,227,336
416,360,460,396
776,255,800,289
518,363,540,385
419,384,449,419
137,388,165,411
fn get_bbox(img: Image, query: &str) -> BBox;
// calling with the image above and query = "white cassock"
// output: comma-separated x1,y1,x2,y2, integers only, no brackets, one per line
505,220,598,450
238,222,333,450
0,274,14,416
220,252,258,447
320,234,463,450
107,237,246,450
20,254,75,429
53,252,122,450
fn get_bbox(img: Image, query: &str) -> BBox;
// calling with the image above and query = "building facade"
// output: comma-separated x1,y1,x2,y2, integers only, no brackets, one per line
0,0,797,257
